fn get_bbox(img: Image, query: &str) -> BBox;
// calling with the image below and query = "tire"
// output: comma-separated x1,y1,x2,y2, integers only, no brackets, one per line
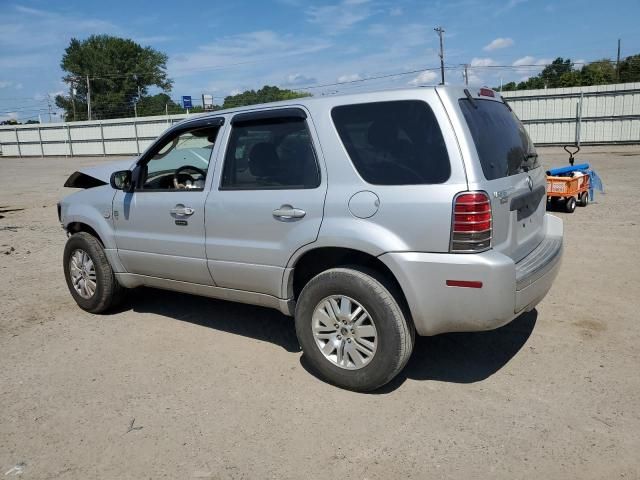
63,232,126,313
565,196,576,213
295,267,414,392
578,191,589,207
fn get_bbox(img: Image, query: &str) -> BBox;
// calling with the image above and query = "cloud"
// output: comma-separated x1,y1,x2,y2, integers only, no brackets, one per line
0,111,18,122
471,57,497,67
483,37,514,51
307,0,377,33
408,70,438,86
135,35,175,45
512,56,551,79
389,7,403,16
169,30,332,77
0,80,13,88
337,73,362,83
283,73,317,86
513,55,536,66
494,0,527,15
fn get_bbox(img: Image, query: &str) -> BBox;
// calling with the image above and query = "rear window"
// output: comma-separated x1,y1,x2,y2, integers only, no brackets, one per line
459,99,538,180
331,100,450,185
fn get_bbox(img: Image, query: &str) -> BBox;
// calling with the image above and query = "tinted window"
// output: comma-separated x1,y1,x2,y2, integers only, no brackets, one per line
331,100,450,185
221,117,320,190
459,99,539,180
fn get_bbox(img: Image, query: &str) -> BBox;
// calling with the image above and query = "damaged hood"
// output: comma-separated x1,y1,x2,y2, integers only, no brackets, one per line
64,159,136,188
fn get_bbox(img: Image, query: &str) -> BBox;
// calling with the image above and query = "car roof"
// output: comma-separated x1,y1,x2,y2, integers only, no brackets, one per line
176,85,503,129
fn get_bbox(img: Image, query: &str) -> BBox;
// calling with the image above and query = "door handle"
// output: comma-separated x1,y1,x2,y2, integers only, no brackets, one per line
170,205,195,216
272,205,306,220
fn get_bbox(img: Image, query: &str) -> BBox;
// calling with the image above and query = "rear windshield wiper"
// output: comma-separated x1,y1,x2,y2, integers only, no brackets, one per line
463,89,478,109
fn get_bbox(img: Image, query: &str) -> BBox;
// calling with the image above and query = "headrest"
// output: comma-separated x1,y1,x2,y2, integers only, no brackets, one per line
249,142,280,177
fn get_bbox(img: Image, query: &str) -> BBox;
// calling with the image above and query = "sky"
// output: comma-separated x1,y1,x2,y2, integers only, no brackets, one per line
1,0,639,122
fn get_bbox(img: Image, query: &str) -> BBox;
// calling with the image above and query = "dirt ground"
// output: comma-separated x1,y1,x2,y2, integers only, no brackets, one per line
1,146,639,479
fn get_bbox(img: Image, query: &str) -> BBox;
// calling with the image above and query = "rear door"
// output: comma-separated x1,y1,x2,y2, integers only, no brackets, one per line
455,90,546,262
204,108,327,297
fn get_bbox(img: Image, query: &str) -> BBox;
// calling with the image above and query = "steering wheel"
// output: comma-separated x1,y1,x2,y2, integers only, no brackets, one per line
173,165,207,189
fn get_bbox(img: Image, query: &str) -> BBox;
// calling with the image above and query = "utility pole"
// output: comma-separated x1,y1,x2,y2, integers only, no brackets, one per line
86,75,91,121
71,81,77,121
616,38,621,82
463,64,469,86
434,26,445,85
46,94,53,123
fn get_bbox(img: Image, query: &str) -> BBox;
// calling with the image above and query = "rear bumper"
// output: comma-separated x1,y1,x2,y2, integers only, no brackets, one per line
379,214,563,336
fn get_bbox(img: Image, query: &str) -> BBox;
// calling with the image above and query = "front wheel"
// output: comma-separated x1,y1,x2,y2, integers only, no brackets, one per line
565,196,577,213
63,232,126,313
295,267,414,391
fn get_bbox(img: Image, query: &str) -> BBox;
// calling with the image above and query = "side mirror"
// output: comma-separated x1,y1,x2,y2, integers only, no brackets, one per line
110,170,133,192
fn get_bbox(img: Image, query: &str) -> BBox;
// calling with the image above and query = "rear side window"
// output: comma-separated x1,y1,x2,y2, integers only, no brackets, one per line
331,100,450,185
221,117,320,190
459,99,539,180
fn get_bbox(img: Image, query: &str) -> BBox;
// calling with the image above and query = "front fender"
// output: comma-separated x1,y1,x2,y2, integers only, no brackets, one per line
60,185,117,249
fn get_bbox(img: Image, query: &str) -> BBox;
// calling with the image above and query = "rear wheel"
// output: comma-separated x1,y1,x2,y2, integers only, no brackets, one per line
578,191,589,207
565,196,577,213
295,267,414,391
63,232,126,313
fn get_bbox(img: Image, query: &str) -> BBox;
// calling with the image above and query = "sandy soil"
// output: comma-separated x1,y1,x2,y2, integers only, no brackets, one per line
1,147,639,479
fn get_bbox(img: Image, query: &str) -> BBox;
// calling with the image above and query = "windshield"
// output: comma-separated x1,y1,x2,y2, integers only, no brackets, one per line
459,99,538,180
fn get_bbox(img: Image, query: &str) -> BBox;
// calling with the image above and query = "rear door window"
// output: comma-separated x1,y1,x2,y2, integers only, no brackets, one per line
459,99,539,180
220,117,320,190
331,100,450,185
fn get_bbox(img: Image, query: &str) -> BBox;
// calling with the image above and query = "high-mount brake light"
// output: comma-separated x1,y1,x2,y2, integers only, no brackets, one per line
450,191,492,252
479,88,495,98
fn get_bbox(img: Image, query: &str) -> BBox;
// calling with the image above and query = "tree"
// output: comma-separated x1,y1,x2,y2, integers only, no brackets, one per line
619,54,640,83
579,59,616,85
222,85,311,109
539,57,573,88
55,35,172,121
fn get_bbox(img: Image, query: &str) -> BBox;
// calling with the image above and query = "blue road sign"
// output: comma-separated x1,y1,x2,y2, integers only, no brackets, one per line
182,96,193,108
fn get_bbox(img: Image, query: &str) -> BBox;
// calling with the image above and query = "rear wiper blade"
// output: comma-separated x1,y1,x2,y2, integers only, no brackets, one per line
464,89,478,109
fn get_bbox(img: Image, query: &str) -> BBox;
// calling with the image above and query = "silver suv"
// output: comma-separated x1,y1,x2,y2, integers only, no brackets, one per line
59,86,563,391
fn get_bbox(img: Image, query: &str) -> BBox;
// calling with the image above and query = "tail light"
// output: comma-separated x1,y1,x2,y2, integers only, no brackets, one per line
450,191,492,252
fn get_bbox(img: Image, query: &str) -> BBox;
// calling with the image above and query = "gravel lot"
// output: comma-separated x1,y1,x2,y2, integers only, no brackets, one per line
1,146,639,479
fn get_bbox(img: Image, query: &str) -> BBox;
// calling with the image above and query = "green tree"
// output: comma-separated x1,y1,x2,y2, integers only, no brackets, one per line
619,54,640,83
579,59,616,85
538,57,573,88
222,85,311,109
500,81,518,92
55,35,172,121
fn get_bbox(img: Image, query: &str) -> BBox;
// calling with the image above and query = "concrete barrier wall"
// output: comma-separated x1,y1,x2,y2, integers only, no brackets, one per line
1,82,639,157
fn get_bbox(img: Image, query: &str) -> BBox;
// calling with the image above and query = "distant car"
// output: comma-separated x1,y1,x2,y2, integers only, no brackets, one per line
58,86,563,391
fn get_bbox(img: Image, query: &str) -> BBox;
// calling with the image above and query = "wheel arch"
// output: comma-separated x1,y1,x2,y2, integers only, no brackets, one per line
286,246,412,324
66,222,105,246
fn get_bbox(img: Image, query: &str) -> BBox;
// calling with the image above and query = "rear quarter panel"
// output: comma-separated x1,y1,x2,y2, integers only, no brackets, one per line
289,88,469,263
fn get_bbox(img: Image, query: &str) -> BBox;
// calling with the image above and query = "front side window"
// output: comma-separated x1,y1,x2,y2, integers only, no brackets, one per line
142,126,220,190
220,117,320,190
331,100,450,185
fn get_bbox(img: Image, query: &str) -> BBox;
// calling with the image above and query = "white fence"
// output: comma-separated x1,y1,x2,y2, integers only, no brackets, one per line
502,82,640,145
1,82,639,157
0,114,188,157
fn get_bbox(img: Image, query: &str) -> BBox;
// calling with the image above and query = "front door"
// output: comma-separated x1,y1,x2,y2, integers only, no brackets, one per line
205,109,326,297
113,121,223,285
